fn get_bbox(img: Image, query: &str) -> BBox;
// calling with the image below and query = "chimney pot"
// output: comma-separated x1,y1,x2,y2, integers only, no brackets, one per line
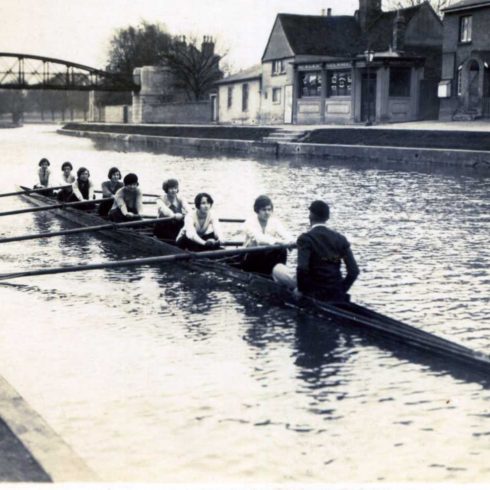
327,8,332,16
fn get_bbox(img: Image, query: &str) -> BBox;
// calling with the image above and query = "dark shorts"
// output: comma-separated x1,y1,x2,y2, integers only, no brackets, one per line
108,207,142,223
176,232,220,252
154,218,184,241
241,248,287,276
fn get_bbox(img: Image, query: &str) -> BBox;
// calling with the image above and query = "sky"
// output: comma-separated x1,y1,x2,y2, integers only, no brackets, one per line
0,0,360,72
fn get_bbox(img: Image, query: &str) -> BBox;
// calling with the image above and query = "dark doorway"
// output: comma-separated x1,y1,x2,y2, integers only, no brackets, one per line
361,71,377,123
468,60,480,112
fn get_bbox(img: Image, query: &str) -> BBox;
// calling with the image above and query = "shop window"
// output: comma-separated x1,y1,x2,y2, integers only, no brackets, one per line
272,60,286,75
272,87,282,104
242,83,249,111
389,67,411,97
227,86,233,108
298,71,322,97
459,16,472,43
328,70,351,96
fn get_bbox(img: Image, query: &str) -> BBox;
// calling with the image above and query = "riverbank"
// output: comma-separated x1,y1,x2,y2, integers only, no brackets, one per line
59,121,490,168
0,372,96,482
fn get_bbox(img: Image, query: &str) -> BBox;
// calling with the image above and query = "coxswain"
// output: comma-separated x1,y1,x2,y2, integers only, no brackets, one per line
176,192,222,251
273,200,359,302
241,194,293,275
98,167,124,217
108,173,143,222
154,178,189,241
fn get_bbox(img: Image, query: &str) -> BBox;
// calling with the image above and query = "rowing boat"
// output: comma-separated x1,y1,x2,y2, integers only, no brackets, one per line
15,186,490,374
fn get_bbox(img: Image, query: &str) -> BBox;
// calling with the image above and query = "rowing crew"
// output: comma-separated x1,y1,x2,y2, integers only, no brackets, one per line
34,158,359,302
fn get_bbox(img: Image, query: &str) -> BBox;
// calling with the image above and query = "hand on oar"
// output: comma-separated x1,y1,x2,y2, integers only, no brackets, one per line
0,185,73,199
0,198,113,218
0,217,175,244
140,214,245,224
0,244,295,281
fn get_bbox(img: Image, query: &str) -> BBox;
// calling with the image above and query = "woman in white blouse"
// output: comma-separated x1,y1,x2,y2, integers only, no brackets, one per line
176,192,223,251
242,194,293,275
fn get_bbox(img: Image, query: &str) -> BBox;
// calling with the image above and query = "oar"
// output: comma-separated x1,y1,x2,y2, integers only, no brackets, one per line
141,214,245,224
95,190,160,199
0,198,112,218
0,244,292,281
0,185,72,198
0,217,175,244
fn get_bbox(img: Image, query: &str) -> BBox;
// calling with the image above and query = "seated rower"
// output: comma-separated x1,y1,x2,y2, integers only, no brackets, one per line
56,161,76,202
176,192,222,251
99,167,124,217
154,178,189,241
273,200,359,302
68,167,96,210
241,195,293,275
33,158,53,195
108,173,143,223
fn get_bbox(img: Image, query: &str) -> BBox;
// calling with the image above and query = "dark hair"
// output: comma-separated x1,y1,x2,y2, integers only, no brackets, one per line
309,200,330,221
253,195,273,213
61,161,73,171
194,192,214,209
77,167,90,178
163,178,179,193
108,167,121,179
38,158,50,167
123,173,139,186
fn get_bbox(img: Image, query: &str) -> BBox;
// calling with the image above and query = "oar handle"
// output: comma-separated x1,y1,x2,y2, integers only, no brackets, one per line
0,185,73,198
0,198,112,218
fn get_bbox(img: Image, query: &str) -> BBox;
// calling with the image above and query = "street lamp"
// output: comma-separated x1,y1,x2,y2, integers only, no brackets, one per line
364,49,375,126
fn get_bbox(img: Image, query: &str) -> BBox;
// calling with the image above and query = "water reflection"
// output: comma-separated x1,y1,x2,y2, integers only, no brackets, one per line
0,126,489,482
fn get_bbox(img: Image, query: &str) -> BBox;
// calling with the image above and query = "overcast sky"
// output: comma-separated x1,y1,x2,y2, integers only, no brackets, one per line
0,0,359,71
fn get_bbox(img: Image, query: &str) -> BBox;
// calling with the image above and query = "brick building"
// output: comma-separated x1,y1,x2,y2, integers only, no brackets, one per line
217,0,442,125
439,0,490,120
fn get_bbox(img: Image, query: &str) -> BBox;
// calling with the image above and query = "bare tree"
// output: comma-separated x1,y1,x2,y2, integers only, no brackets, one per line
160,36,224,101
384,0,453,17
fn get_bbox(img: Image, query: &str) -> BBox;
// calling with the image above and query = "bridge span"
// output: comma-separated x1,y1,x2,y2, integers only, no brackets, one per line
0,53,138,92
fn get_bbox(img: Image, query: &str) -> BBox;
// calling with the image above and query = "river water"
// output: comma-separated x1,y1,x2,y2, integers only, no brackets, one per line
0,125,489,483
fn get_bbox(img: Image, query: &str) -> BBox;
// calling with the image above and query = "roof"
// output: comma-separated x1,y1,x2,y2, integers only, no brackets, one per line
267,13,363,59
215,64,262,85
443,0,490,12
367,5,425,51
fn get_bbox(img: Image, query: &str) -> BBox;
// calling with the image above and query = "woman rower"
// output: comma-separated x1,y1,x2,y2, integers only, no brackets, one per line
56,161,76,202
154,178,189,241
108,173,143,222
33,158,52,195
176,192,223,251
68,167,96,210
241,194,293,275
99,167,124,217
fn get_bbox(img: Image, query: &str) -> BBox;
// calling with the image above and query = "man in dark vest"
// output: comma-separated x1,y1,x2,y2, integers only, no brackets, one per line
273,200,359,301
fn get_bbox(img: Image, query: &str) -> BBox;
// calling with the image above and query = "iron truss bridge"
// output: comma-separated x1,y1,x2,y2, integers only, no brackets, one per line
0,53,139,91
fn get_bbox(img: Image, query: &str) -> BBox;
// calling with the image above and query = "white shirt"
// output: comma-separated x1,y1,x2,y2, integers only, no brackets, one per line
156,194,189,218
243,215,293,247
177,210,223,246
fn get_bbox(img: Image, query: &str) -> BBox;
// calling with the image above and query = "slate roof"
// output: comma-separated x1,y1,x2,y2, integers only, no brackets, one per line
443,0,490,12
366,5,424,51
275,13,364,57
215,64,262,85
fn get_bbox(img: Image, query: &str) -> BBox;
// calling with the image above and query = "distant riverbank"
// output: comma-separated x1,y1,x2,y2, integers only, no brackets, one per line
59,122,490,168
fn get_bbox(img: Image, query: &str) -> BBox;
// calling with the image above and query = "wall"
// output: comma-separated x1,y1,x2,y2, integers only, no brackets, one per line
260,59,294,124
218,79,261,124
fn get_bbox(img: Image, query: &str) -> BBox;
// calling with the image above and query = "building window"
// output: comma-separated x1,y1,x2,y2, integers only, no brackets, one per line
227,87,233,108
298,71,322,97
272,87,282,104
242,83,249,111
328,70,351,96
459,16,472,43
389,67,411,96
457,67,463,96
272,60,286,75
